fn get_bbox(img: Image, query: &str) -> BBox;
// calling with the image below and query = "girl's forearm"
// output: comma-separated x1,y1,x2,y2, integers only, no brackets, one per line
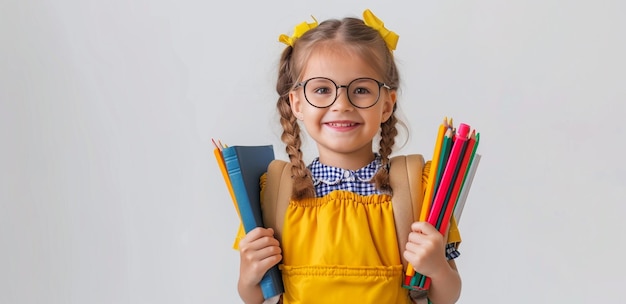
426,262,462,304
237,280,265,304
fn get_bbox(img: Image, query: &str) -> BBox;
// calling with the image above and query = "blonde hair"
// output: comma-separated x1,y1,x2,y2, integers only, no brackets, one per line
276,17,403,199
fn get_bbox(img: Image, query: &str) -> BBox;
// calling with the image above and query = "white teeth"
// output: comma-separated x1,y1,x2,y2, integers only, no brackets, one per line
328,122,355,127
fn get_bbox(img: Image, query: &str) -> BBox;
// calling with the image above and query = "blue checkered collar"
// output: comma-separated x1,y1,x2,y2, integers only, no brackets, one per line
308,154,383,187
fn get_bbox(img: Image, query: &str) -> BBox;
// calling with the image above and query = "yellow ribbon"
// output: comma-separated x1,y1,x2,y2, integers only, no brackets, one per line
278,16,318,47
277,10,398,51
363,9,399,51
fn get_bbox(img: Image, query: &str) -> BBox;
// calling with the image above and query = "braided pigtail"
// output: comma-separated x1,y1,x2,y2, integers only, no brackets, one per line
372,112,398,194
276,47,316,200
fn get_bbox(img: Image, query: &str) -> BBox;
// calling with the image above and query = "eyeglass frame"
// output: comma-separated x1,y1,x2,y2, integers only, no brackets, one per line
292,77,391,109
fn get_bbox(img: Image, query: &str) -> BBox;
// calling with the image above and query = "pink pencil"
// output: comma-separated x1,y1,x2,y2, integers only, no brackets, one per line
439,129,476,234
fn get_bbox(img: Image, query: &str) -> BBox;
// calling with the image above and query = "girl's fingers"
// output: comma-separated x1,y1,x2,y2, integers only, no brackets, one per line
248,243,282,261
410,221,438,234
242,227,275,241
240,228,279,249
240,242,282,284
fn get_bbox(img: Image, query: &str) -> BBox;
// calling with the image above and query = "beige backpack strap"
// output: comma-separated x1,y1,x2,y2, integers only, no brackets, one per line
389,154,425,271
262,159,293,244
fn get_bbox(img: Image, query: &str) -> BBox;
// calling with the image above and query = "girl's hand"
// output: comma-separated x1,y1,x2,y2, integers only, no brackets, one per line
403,222,448,278
237,227,282,288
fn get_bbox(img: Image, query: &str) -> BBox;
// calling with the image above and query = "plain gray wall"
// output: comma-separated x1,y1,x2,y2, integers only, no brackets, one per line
2,0,625,303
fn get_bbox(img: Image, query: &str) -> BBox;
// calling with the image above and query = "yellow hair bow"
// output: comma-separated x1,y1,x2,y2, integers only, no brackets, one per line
278,16,318,47
363,9,399,51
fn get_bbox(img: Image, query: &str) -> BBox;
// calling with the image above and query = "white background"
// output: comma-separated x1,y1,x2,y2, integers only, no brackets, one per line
2,0,625,303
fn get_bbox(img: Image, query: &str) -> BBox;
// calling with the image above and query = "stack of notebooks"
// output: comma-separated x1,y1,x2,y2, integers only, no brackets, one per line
403,117,481,291
212,116,481,298
212,140,284,300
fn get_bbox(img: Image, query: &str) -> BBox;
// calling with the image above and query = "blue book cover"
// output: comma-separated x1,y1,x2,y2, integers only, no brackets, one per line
221,145,284,299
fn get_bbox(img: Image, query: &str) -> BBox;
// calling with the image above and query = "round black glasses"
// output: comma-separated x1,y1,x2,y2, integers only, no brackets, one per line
293,77,390,109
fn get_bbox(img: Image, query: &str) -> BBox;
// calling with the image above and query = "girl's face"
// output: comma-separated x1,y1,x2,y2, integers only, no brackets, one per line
289,48,396,169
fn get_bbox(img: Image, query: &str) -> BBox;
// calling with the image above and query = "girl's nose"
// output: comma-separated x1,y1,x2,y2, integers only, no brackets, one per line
330,88,353,111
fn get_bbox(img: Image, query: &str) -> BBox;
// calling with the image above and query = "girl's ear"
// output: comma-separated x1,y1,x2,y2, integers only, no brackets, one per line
382,90,397,122
289,90,304,120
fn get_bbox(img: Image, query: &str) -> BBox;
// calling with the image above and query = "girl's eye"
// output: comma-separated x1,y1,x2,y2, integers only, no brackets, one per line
313,87,333,95
353,87,371,95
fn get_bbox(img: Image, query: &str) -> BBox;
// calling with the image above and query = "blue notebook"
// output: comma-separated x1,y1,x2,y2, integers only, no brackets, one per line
221,145,284,299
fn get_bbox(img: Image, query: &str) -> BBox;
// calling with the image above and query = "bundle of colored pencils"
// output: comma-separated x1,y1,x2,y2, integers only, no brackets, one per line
403,117,481,291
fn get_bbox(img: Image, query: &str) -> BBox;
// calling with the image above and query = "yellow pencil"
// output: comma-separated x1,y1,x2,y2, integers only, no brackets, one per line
420,118,448,222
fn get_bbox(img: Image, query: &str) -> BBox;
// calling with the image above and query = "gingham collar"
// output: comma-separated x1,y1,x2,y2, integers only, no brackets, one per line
308,154,382,187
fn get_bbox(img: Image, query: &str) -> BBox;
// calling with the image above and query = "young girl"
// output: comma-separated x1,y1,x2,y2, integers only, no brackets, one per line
235,9,462,304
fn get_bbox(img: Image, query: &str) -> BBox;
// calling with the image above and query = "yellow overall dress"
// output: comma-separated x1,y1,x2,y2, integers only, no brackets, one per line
234,164,461,303
279,190,411,303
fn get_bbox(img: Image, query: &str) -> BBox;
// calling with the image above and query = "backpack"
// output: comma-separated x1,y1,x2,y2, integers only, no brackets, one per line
261,154,426,273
